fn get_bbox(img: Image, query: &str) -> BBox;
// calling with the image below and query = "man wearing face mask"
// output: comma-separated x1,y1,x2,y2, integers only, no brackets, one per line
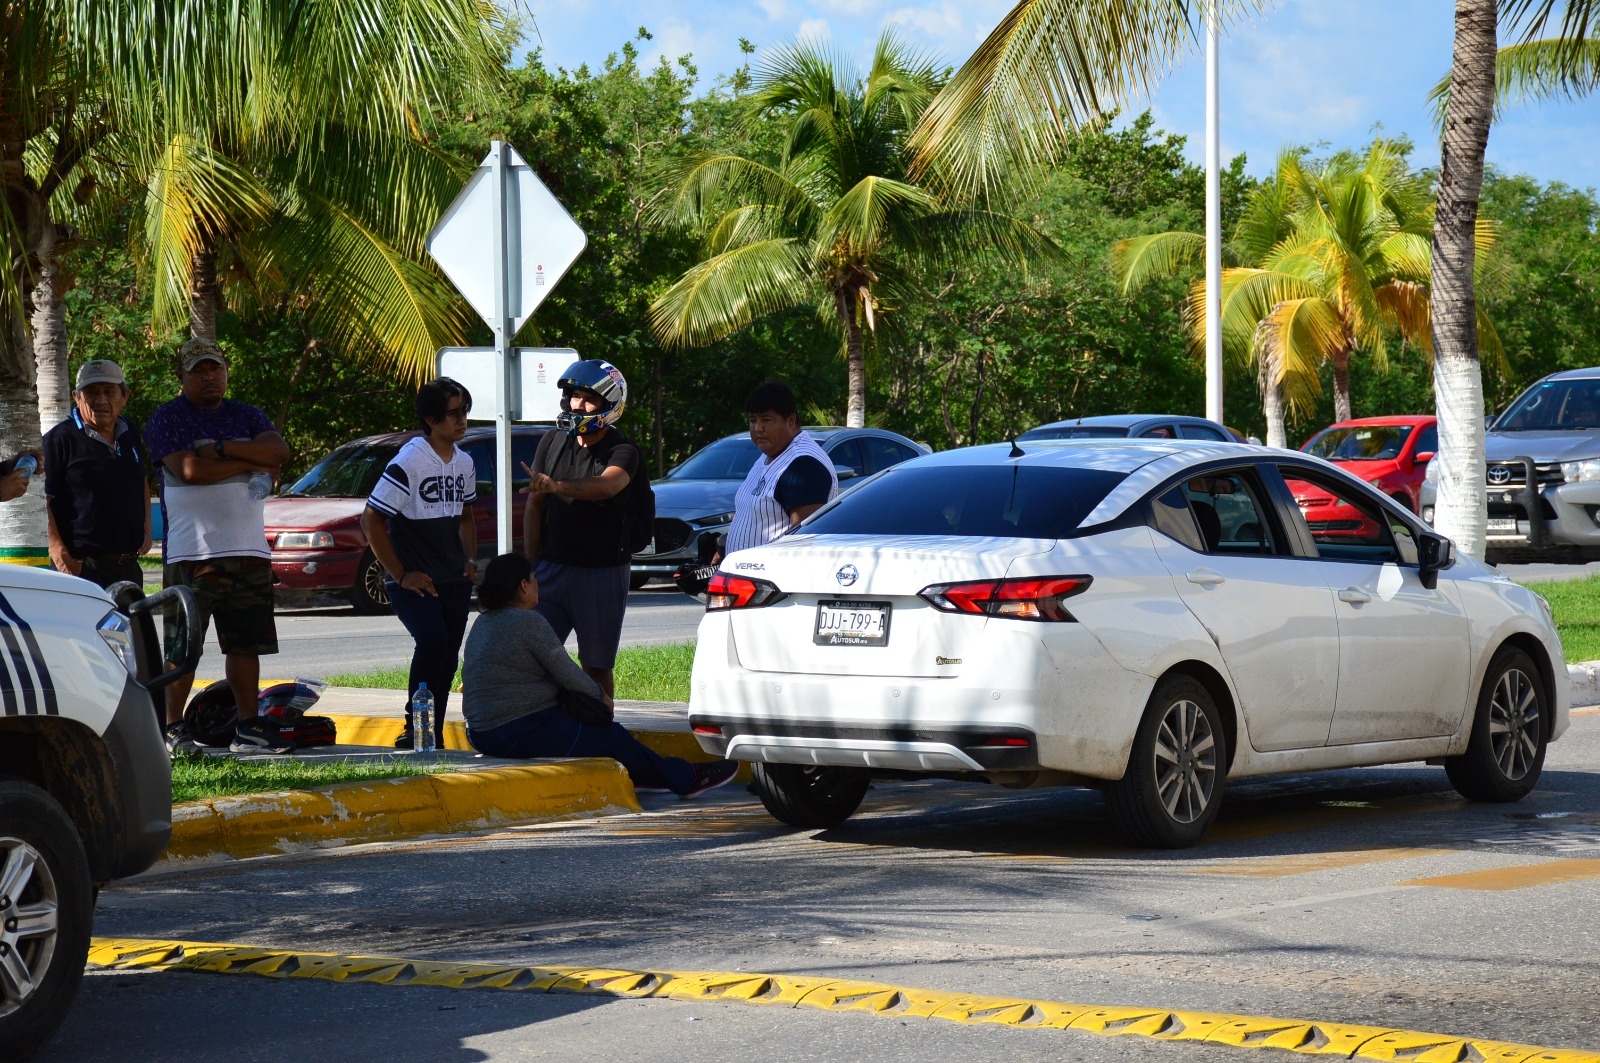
520,360,640,701
43,359,153,590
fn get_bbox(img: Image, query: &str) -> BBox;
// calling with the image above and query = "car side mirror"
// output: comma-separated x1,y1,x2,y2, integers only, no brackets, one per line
834,464,858,481
1413,450,1434,465
1417,531,1455,590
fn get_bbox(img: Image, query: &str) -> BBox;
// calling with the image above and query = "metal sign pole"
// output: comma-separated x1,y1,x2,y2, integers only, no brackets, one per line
1204,4,1223,427
489,140,515,556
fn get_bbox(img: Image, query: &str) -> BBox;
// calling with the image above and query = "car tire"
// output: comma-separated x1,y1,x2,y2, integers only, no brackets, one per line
349,550,393,615
0,779,94,1063
750,762,869,829
1445,647,1548,802
1103,674,1227,848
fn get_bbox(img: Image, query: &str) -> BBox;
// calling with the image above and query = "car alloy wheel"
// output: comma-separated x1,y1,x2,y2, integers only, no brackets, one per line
1488,666,1541,781
0,836,60,1020
349,550,393,615
1152,698,1218,825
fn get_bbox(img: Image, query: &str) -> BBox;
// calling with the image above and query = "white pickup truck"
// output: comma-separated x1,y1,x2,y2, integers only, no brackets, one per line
0,566,196,1060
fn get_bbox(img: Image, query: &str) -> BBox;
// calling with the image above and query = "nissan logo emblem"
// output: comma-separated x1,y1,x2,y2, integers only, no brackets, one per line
836,564,859,587
1487,466,1512,485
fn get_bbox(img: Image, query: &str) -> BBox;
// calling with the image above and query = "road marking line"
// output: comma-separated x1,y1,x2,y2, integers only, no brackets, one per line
1402,858,1600,891
84,938,1600,1062
1191,848,1450,878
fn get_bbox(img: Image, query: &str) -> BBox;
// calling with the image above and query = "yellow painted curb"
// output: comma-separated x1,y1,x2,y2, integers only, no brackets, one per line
163,759,641,862
318,713,751,781
85,939,1600,1063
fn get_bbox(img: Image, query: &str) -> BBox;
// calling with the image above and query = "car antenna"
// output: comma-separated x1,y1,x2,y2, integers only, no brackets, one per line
1008,435,1025,458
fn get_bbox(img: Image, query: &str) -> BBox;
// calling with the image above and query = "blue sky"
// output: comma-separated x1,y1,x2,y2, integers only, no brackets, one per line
521,0,1599,190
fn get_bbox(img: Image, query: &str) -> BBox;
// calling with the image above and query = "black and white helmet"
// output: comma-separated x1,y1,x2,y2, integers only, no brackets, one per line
555,360,627,436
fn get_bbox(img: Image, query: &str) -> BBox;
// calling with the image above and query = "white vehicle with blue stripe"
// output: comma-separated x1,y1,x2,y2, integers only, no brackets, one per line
690,440,1565,847
0,567,197,1059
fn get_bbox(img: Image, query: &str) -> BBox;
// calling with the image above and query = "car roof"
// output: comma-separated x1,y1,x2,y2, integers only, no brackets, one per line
1542,367,1600,382
710,426,921,445
1025,413,1223,431
336,424,549,449
1316,415,1435,429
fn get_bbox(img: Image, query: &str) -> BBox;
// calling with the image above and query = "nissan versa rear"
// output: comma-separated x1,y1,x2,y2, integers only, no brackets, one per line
688,441,1565,847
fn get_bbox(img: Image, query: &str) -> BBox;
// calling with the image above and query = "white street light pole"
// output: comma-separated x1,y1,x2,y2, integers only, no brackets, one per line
1204,3,1223,427
489,140,515,555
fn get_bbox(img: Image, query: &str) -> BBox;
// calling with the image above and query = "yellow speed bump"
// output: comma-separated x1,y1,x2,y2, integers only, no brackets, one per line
87,938,1600,1062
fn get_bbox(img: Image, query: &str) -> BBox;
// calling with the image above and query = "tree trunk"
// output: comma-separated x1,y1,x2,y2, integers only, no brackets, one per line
844,294,866,429
1431,0,1496,560
0,172,47,562
31,223,72,436
190,240,220,341
1331,351,1352,424
653,347,665,474
1258,344,1287,449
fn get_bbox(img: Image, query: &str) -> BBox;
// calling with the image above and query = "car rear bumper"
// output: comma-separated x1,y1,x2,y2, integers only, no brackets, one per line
270,550,361,592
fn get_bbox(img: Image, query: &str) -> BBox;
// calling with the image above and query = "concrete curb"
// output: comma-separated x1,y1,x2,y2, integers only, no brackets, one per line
87,938,1600,1062
1567,662,1600,707
164,758,641,863
318,713,750,782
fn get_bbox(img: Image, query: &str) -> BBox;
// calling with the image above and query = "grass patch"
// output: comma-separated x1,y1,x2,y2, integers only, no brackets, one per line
324,641,695,702
1526,575,1600,663
171,755,446,803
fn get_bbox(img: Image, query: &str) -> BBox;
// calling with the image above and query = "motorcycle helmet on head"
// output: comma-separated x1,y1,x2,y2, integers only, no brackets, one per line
556,359,627,436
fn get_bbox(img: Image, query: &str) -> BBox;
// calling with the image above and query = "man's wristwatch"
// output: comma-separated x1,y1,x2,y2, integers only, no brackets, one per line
213,440,227,459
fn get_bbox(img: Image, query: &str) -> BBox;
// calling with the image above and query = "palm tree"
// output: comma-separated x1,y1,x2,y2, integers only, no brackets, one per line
1428,1,1591,558
649,32,1055,427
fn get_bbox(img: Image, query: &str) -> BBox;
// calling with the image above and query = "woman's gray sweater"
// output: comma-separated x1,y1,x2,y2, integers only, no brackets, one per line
460,607,605,732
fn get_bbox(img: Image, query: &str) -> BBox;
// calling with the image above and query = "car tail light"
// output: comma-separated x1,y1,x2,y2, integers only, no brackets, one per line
692,724,723,736
706,573,786,611
918,575,1091,622
980,736,1030,747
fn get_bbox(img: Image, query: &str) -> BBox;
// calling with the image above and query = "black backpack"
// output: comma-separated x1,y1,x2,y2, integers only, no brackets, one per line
626,459,656,554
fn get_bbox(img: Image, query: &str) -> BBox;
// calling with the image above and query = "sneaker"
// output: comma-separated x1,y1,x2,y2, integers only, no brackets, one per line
163,722,200,756
394,725,414,751
683,759,739,798
231,718,294,755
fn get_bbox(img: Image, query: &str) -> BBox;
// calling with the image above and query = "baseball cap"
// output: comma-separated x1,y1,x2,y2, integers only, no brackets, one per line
178,338,227,372
74,359,127,390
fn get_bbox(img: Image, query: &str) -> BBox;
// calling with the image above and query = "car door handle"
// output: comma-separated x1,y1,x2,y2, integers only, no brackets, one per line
1186,568,1226,587
1338,587,1372,604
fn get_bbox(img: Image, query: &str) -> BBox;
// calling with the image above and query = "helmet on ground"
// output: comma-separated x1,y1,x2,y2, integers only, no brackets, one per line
556,359,627,436
257,681,323,720
183,680,240,748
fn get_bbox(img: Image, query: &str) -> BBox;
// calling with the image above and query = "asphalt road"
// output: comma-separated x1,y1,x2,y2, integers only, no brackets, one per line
59,711,1600,1062
190,585,706,683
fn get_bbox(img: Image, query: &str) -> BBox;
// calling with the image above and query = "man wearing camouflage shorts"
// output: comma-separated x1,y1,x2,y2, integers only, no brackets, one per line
145,338,292,754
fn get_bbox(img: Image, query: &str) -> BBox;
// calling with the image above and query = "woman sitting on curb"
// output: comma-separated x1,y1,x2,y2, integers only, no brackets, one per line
462,553,739,797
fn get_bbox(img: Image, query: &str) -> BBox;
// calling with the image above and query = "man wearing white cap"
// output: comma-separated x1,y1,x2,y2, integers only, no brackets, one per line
43,359,152,590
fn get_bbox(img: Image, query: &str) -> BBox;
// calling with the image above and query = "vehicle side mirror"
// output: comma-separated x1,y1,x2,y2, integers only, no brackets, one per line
1413,451,1434,465
1417,531,1455,590
1484,412,1496,428
834,464,858,481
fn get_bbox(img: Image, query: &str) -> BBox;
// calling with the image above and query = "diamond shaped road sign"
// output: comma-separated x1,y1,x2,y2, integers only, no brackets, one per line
426,143,586,334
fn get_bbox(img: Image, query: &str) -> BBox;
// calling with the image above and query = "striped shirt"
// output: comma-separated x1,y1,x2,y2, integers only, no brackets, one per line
724,431,837,554
366,437,477,584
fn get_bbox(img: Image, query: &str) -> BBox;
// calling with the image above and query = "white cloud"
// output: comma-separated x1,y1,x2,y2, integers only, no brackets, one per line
758,0,789,20
796,17,832,42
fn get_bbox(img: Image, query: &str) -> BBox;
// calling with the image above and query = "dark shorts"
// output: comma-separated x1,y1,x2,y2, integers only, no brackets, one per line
164,556,278,662
533,560,629,670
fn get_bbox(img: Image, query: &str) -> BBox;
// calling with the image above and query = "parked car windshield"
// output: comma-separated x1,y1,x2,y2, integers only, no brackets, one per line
668,437,762,480
1303,425,1413,460
1018,425,1130,441
1496,379,1600,430
802,465,1127,539
281,443,398,497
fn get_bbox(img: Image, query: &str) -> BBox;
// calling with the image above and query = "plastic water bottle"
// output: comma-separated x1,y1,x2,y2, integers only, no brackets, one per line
412,683,436,753
247,470,272,500
13,455,36,480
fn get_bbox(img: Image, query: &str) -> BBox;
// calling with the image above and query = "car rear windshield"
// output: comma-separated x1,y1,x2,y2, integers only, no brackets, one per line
1303,425,1413,460
668,437,762,480
802,465,1128,538
1017,425,1130,441
282,443,398,498
1495,379,1600,430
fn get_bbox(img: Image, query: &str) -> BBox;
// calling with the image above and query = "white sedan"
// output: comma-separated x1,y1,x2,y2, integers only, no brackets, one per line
688,440,1566,847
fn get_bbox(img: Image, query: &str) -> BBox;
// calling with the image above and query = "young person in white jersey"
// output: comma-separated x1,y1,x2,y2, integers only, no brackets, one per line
720,381,838,558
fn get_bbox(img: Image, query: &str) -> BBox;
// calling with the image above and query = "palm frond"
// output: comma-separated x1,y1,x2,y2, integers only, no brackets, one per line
817,176,940,261
1374,280,1435,358
1261,297,1347,408
1112,230,1205,294
651,153,818,233
649,239,814,349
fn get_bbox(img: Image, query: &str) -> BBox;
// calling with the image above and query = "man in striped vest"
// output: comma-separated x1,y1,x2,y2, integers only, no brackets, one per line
722,381,838,557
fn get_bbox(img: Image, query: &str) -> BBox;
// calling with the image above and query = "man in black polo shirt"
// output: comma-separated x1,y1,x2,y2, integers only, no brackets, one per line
44,359,152,590
522,359,640,700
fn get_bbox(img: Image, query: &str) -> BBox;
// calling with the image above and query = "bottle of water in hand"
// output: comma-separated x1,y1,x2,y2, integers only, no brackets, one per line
412,683,436,753
247,470,272,500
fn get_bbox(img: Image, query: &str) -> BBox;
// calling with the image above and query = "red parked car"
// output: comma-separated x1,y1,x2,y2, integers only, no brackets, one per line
265,425,548,613
1291,416,1438,537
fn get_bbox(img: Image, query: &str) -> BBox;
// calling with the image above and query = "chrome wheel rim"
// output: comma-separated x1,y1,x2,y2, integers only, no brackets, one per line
364,559,390,608
0,837,61,1018
1153,699,1217,824
1489,667,1542,781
